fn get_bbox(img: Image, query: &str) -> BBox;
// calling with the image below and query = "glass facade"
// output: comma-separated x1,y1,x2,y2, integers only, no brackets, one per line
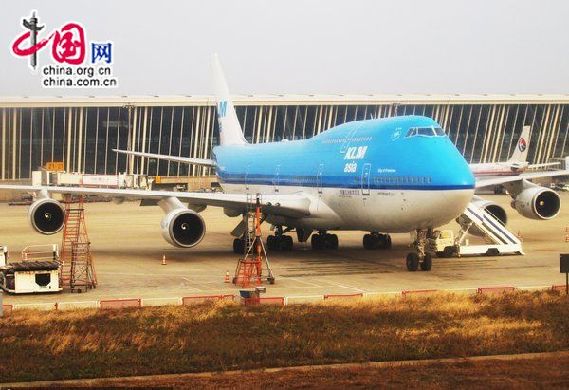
1,100,567,180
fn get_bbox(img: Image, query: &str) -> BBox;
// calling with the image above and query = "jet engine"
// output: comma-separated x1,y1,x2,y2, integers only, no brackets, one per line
457,196,507,237
470,197,508,225
28,198,65,234
160,208,206,248
511,186,560,220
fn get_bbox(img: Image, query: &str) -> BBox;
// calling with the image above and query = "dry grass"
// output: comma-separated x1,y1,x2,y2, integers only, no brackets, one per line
42,354,569,389
1,290,568,383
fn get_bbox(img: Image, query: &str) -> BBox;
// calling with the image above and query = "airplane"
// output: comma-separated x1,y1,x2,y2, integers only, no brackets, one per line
0,55,567,272
470,125,559,177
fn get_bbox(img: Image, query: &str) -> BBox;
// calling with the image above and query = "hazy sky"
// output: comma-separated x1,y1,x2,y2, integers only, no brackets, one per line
1,0,568,96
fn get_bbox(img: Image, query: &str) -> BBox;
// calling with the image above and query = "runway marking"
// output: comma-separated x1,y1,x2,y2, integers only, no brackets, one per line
282,277,322,288
326,281,367,293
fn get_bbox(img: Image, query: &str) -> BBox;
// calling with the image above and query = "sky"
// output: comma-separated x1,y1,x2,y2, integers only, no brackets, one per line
1,0,568,96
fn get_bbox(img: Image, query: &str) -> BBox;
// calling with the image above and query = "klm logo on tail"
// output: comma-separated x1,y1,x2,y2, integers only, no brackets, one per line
218,101,228,118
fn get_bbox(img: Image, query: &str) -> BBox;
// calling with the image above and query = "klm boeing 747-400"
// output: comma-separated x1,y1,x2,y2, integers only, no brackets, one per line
0,55,567,271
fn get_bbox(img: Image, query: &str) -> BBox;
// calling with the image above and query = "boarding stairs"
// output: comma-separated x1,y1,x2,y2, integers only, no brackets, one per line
454,205,524,256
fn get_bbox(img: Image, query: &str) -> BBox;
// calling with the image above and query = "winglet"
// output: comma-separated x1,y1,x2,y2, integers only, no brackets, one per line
211,54,247,146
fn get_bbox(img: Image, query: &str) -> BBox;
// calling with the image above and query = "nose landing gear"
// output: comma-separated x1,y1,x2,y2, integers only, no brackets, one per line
406,228,433,271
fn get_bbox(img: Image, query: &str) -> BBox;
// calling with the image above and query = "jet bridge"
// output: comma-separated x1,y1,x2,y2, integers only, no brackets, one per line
454,205,524,257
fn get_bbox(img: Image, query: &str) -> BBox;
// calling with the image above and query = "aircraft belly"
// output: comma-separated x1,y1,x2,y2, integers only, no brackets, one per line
220,183,473,233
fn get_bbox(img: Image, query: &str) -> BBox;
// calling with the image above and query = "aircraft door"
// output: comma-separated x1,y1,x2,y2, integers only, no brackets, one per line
273,165,280,193
317,163,324,196
361,163,371,197
245,163,251,193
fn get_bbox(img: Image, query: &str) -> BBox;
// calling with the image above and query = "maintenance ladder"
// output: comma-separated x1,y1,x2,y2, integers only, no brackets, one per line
233,194,275,286
60,195,97,292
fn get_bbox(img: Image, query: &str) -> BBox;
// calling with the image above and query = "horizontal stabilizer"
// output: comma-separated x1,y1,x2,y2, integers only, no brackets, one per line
528,162,560,169
113,149,215,167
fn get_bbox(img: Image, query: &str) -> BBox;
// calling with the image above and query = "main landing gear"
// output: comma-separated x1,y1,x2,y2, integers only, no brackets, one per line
311,232,339,250
406,228,433,272
266,225,293,251
363,233,392,250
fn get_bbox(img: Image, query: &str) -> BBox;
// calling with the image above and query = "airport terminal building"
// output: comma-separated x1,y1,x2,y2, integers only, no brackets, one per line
0,95,568,180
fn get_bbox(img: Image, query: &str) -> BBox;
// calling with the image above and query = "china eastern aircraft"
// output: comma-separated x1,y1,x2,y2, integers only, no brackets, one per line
0,55,567,272
470,125,559,177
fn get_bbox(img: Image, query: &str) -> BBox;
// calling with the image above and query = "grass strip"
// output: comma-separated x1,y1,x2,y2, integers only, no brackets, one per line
1,290,568,383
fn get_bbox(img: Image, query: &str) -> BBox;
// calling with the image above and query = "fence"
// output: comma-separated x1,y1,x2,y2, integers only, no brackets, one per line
2,283,567,313
99,298,142,309
477,286,516,295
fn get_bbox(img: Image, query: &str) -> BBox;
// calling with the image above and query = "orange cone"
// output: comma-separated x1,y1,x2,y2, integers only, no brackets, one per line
162,254,167,265
224,271,230,283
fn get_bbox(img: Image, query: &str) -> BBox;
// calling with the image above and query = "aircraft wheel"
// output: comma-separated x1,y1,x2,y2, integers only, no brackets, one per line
233,238,244,254
385,234,392,250
420,253,432,271
311,234,324,250
363,234,373,250
325,233,339,250
284,235,293,251
443,246,455,258
406,252,419,272
267,235,276,250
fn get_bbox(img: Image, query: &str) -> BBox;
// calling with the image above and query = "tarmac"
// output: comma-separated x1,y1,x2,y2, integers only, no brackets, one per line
1,193,568,306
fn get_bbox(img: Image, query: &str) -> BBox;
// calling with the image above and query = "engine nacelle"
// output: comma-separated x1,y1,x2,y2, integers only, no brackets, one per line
160,209,206,248
28,198,65,234
511,187,560,220
457,197,507,237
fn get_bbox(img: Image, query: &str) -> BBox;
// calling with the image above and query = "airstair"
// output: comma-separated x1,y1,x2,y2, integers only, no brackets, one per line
454,205,524,257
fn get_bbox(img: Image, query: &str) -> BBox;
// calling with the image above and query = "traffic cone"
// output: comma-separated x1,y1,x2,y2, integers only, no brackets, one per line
224,271,230,283
565,235,569,243
162,254,167,265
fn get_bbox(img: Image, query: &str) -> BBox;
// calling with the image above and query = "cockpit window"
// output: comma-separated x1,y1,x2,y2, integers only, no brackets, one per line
406,126,446,138
433,127,445,136
417,127,434,136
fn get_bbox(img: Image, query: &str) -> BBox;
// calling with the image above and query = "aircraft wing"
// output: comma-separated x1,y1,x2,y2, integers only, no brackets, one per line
113,149,215,167
0,184,311,218
475,170,569,188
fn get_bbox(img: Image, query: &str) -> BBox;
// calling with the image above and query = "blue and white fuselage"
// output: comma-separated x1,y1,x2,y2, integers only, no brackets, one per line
214,115,475,233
